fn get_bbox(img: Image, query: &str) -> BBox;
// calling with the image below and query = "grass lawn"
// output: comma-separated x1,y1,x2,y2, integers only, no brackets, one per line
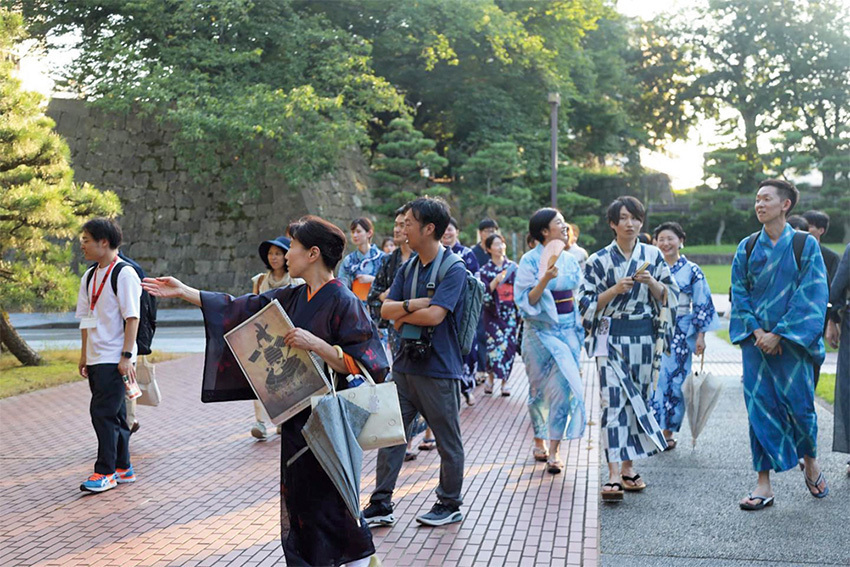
685,242,846,256
701,264,732,295
0,349,187,399
816,373,836,405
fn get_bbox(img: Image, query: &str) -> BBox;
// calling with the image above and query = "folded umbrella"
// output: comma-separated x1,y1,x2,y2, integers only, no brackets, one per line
301,393,371,521
682,354,724,448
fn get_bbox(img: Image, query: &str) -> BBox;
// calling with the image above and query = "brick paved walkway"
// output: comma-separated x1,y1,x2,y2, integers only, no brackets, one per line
0,355,601,567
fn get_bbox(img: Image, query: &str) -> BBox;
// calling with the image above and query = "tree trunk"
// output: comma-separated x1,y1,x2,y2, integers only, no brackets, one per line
715,217,726,246
0,309,44,366
741,110,761,190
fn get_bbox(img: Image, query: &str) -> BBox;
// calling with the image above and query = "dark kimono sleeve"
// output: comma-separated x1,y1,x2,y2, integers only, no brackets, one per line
331,290,390,385
199,287,301,402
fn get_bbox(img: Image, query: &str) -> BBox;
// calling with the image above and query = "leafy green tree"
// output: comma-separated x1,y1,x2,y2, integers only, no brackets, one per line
16,0,406,198
370,117,448,234
0,9,121,365
676,0,850,194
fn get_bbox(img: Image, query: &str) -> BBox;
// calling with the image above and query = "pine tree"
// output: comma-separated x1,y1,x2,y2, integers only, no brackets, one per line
0,9,121,365
370,117,447,234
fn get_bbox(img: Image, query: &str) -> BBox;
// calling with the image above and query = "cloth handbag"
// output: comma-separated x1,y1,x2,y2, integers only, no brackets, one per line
135,355,162,407
312,360,406,450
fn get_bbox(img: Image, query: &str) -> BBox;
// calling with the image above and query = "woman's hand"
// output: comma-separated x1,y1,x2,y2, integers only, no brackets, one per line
284,328,326,352
694,333,706,356
355,274,375,284
142,276,185,299
542,263,559,283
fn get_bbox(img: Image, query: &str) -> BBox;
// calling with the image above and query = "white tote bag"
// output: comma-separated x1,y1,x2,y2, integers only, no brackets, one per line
312,361,406,450
135,356,162,407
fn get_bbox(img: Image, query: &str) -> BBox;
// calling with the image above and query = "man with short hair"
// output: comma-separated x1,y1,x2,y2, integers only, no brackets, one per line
802,209,841,387
368,206,414,356
76,218,142,493
364,197,467,527
802,210,840,285
730,179,829,510
441,217,479,405
471,218,499,267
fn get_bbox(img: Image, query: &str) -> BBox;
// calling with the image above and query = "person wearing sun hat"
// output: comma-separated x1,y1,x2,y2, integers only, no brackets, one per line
247,234,305,441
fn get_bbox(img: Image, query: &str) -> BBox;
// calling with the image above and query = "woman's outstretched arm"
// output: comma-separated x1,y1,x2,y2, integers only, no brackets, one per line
141,276,202,307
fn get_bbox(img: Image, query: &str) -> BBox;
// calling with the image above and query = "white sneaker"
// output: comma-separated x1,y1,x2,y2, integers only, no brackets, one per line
251,421,269,441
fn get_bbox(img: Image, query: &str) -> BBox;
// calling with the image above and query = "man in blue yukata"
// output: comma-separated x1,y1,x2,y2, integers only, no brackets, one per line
730,179,830,511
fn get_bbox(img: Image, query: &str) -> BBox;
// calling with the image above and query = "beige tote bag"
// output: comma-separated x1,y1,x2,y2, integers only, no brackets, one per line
312,361,406,450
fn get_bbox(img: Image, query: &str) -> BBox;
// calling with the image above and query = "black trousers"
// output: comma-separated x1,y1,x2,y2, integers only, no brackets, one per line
87,364,131,474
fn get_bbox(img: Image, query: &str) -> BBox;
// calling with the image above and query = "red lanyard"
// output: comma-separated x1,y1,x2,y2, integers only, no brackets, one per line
90,256,118,311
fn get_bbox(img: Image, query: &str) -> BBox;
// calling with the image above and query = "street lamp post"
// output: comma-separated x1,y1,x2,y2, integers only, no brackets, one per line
548,92,560,209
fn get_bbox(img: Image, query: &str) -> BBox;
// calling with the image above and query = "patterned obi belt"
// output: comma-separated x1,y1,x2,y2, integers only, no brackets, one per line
552,289,575,314
609,318,653,336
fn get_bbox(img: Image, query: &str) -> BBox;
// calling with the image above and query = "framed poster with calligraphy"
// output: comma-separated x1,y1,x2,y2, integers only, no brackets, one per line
224,299,330,424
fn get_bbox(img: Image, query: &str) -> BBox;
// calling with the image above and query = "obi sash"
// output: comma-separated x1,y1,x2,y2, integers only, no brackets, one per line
552,289,574,314
497,282,514,303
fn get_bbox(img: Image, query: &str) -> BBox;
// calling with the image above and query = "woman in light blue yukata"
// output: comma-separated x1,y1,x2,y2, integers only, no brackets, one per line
515,208,585,475
650,222,719,449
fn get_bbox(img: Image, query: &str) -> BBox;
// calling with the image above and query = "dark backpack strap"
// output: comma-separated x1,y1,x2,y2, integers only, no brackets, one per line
110,262,128,296
792,231,807,271
744,231,759,265
84,264,98,301
425,246,446,298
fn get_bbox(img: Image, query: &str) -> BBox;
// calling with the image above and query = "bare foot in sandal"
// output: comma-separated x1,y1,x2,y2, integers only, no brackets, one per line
601,481,624,501
620,464,646,491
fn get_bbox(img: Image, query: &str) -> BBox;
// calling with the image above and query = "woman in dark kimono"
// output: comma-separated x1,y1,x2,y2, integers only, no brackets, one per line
142,216,388,567
477,233,520,396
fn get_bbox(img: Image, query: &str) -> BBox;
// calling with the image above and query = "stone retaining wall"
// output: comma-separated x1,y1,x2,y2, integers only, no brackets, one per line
47,99,376,296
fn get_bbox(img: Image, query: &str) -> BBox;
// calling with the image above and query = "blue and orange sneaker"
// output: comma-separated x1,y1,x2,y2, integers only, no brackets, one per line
80,473,117,493
114,465,136,484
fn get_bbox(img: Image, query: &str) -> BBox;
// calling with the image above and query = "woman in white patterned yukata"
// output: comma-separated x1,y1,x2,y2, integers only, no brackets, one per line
650,222,719,449
579,196,678,502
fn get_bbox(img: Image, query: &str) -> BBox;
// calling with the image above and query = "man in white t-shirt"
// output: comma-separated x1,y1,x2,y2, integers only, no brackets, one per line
75,218,142,493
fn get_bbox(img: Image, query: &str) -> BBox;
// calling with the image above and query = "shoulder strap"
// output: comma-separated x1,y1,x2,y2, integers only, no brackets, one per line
792,231,807,270
437,252,465,281
85,263,98,292
110,262,128,295
744,231,759,265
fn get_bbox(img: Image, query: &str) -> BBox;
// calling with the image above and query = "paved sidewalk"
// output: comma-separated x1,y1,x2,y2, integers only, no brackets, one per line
600,332,849,566
0,355,602,566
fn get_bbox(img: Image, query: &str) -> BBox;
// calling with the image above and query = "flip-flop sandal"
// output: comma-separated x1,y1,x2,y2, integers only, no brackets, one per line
622,473,647,492
805,471,829,498
601,482,624,501
418,438,436,451
532,447,549,462
739,493,774,511
663,438,677,451
404,451,417,462
546,460,563,474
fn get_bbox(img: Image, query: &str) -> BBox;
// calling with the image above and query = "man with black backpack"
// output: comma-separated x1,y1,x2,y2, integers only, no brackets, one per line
363,197,473,527
75,218,142,493
730,180,830,510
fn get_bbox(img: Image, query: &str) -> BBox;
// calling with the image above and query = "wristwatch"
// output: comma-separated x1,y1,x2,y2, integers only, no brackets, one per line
403,299,412,313
121,351,133,359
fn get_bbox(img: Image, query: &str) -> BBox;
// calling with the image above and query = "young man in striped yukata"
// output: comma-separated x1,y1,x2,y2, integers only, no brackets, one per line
579,196,678,502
